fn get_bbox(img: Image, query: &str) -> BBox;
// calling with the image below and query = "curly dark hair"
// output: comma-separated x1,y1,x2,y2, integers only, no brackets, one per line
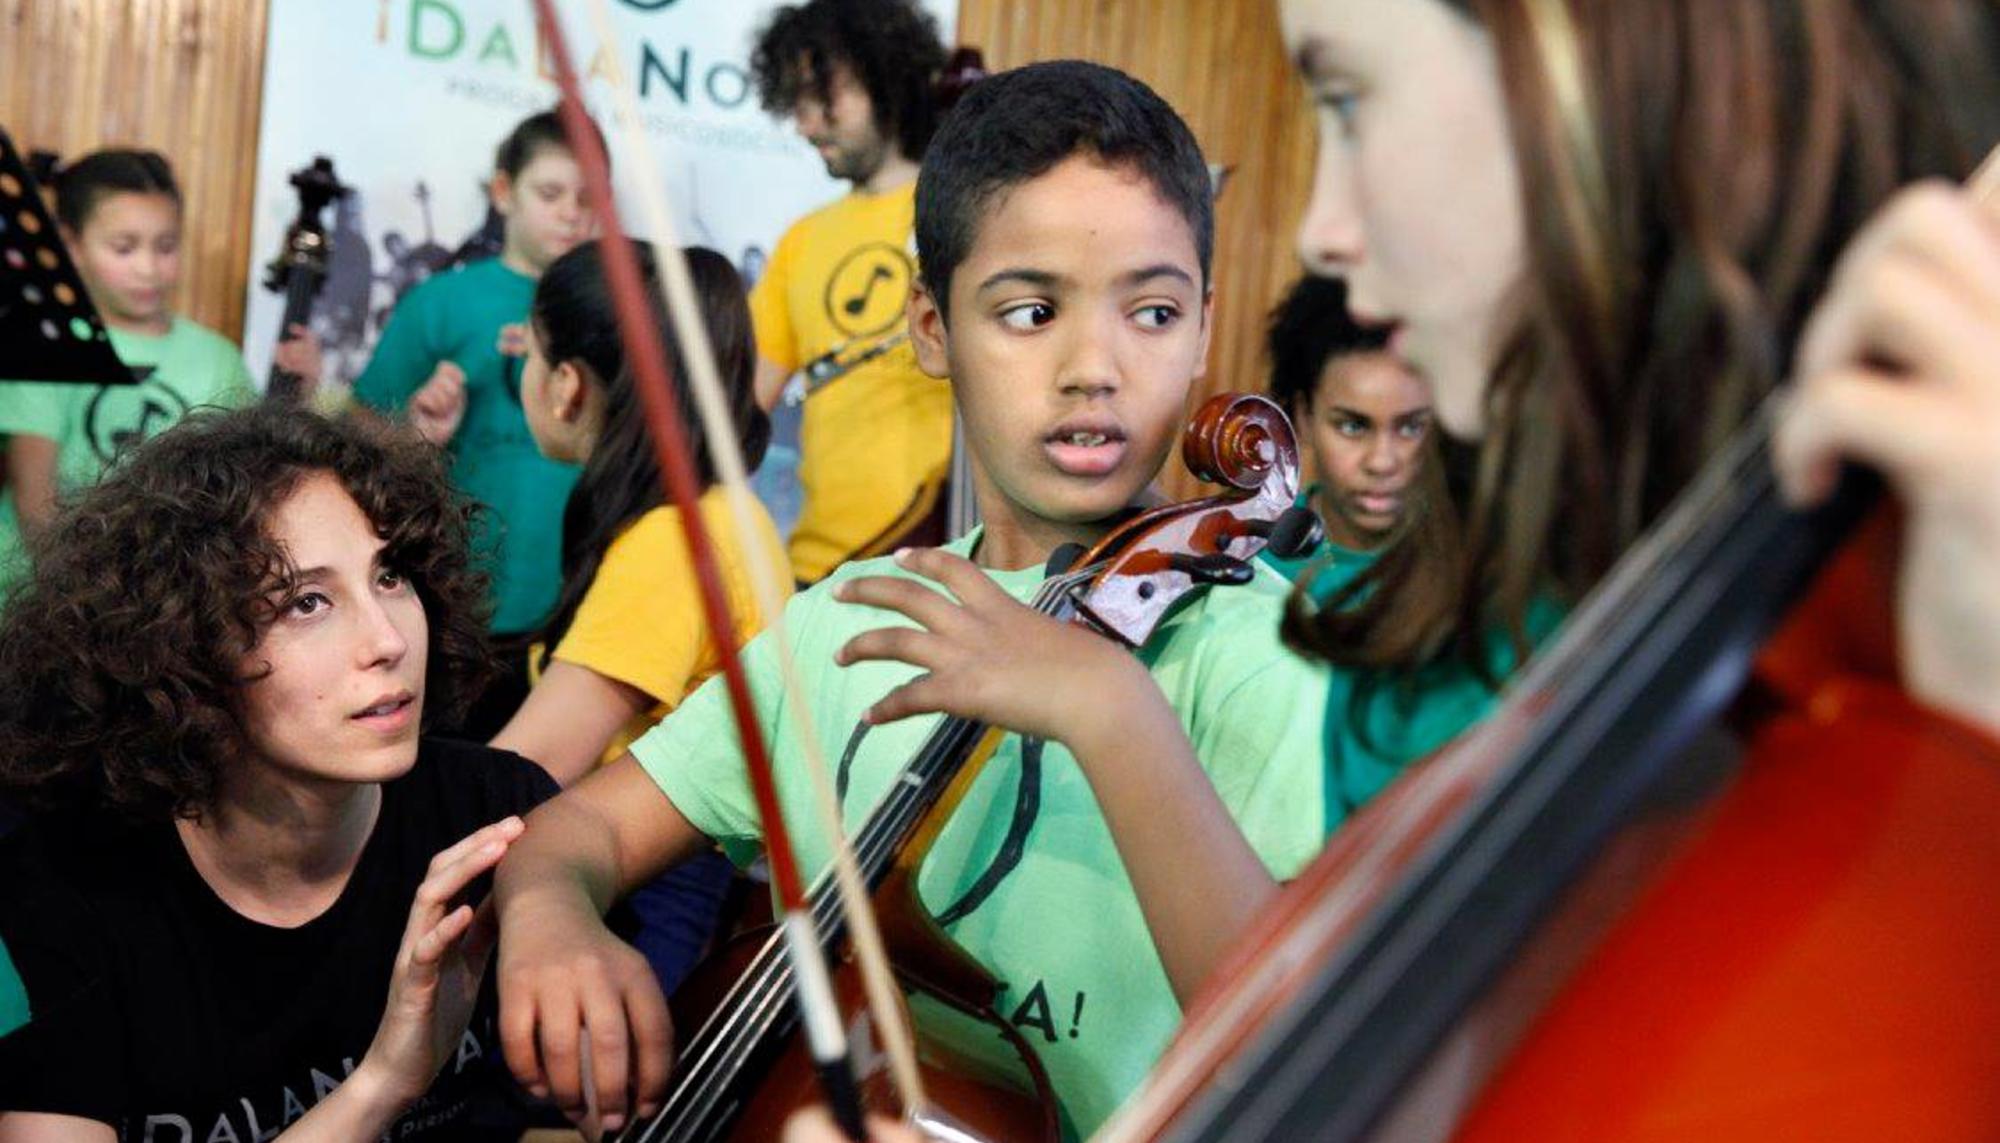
0,406,494,821
1266,276,1391,418
750,0,949,161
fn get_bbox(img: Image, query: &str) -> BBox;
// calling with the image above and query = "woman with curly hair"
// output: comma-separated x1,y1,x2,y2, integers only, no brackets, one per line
0,406,555,1139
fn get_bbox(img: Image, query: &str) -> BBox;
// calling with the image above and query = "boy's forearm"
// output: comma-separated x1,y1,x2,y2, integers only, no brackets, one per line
1065,678,1281,1005
495,792,627,924
497,754,718,919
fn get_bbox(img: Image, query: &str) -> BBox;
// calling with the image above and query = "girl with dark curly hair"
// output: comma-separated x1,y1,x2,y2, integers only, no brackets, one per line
0,406,555,1139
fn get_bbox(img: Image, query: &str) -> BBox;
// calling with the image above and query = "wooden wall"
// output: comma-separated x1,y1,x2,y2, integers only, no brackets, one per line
0,0,270,339
0,0,1315,495
956,0,1317,496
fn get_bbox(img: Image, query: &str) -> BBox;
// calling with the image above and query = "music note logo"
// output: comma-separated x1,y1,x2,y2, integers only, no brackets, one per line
843,265,893,317
85,379,192,465
823,242,914,339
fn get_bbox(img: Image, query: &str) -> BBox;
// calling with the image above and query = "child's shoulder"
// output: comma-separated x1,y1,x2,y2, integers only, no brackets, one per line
165,316,245,359
401,257,518,305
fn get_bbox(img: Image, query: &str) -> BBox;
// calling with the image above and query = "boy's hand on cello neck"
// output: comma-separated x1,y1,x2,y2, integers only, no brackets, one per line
833,545,1281,1002
833,546,1156,747
407,361,468,446
1775,176,2000,739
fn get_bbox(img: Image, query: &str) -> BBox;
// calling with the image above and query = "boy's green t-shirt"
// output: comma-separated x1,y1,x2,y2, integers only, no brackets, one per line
629,529,1330,1137
0,317,255,589
352,258,579,634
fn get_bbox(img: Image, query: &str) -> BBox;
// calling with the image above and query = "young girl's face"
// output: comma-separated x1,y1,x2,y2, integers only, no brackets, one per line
65,191,181,332
495,147,594,275
1282,0,1526,440
1303,350,1433,549
236,471,429,791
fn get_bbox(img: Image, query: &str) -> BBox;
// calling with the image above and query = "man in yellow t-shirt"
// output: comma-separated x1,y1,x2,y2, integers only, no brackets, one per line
748,0,955,583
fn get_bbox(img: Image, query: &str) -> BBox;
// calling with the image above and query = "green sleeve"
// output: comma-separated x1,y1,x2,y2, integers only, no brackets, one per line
0,936,27,1037
352,285,439,413
224,348,257,408
0,382,77,440
627,590,804,867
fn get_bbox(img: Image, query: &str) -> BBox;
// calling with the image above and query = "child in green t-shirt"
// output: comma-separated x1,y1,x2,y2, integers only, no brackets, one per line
1259,275,1432,594
0,149,289,589
351,109,604,665
1260,276,1566,827
491,62,1330,1138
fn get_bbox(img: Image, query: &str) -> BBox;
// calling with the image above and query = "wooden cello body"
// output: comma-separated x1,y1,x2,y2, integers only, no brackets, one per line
1450,516,2000,1142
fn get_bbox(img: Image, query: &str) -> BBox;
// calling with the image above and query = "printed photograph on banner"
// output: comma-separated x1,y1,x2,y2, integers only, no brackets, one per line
242,0,956,536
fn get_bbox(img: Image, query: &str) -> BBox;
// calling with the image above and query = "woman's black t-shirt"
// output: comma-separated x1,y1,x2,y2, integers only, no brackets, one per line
0,737,557,1139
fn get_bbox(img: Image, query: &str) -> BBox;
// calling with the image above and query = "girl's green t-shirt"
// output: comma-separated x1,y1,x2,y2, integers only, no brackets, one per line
353,258,580,635
1258,487,1567,831
0,317,255,590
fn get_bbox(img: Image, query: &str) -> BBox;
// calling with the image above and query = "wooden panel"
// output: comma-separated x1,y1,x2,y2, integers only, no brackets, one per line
955,0,1316,497
0,0,270,341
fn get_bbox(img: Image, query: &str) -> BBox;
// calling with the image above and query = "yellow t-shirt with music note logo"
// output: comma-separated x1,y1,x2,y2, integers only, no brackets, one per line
750,182,953,584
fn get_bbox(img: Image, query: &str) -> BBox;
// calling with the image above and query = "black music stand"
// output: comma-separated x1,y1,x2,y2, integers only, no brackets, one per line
0,126,143,385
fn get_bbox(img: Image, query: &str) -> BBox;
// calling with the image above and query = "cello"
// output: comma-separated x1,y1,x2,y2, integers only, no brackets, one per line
1098,162,2000,1143
261,156,347,402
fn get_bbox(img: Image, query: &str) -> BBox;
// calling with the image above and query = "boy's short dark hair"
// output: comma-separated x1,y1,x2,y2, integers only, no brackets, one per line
751,0,948,161
1266,276,1392,415
914,60,1213,321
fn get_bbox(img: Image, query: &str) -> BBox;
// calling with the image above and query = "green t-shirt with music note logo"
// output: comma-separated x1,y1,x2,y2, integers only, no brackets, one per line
0,317,254,593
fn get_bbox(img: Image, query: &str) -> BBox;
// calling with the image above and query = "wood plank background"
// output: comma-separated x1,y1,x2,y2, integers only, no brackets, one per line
0,0,1315,493
0,0,270,341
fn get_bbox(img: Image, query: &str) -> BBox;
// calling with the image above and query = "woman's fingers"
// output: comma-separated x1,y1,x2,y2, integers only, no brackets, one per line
836,626,949,673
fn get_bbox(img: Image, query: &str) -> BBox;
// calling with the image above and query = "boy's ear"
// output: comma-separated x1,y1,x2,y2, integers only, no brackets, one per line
487,172,515,217
907,280,951,379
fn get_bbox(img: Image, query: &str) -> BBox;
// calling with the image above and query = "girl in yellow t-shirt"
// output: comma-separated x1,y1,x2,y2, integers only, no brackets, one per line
492,240,789,991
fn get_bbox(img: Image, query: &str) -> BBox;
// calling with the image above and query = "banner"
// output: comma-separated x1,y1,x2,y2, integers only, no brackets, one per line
243,0,956,533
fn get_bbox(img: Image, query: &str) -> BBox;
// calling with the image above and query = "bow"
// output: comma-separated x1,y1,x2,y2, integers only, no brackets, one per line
530,0,924,1131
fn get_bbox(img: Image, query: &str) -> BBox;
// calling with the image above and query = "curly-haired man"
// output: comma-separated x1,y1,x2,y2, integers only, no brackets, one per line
747,0,956,584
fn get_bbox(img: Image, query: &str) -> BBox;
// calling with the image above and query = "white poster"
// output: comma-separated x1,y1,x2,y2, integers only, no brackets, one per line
244,0,956,531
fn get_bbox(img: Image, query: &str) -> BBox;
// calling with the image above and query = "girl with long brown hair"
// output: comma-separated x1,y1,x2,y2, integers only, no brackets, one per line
1284,0,1999,686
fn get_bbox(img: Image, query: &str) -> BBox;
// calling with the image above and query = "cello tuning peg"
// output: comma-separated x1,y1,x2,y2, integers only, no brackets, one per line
1168,552,1256,587
1263,506,1323,560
